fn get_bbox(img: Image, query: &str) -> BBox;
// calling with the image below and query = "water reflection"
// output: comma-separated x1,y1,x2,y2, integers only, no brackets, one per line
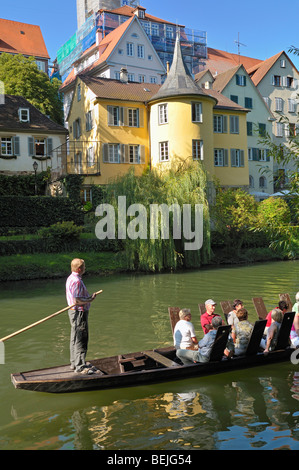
1,368,299,450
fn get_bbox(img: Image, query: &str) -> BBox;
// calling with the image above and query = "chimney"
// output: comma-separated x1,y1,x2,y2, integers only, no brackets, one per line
120,67,128,83
166,61,170,75
96,29,102,46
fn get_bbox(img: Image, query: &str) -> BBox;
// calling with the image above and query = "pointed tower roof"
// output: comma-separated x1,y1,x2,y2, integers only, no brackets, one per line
150,30,207,101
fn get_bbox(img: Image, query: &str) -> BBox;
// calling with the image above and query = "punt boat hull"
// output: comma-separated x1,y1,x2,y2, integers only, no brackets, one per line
11,346,295,394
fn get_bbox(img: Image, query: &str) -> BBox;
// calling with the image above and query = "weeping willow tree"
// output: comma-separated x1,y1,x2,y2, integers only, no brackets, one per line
101,162,211,272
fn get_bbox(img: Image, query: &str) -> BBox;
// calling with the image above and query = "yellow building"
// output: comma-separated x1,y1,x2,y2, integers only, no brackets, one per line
148,35,249,188
57,33,249,200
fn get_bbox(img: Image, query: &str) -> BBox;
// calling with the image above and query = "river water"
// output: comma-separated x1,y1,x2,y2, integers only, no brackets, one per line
0,260,298,451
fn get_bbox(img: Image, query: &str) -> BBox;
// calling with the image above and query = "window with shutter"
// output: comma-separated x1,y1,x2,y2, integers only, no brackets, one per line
13,136,20,156
230,116,239,134
47,138,53,156
247,122,253,136
28,137,34,156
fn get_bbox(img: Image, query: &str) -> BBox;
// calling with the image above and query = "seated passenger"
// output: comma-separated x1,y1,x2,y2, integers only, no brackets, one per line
261,309,283,353
231,307,253,356
177,316,233,364
290,292,299,348
173,309,198,350
265,300,288,330
201,299,224,334
227,299,244,327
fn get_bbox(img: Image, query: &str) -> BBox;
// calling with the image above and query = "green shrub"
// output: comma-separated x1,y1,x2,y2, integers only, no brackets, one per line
38,221,82,251
0,196,84,230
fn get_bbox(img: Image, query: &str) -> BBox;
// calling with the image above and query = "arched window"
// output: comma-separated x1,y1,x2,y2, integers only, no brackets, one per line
249,175,254,188
259,176,267,188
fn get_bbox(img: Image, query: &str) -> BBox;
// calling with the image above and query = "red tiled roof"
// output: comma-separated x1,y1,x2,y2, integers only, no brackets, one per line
100,5,184,27
0,18,49,59
247,51,284,85
203,47,262,75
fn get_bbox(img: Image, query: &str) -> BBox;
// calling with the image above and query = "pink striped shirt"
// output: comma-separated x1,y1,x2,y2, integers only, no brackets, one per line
66,272,90,311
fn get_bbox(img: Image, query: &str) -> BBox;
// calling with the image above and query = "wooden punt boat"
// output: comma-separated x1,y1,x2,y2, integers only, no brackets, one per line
11,310,296,394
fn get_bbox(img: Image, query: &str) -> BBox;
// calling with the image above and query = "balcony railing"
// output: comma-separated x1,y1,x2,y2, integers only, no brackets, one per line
49,140,101,180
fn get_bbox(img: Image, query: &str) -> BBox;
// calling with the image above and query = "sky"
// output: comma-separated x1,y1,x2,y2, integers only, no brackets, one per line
1,0,299,69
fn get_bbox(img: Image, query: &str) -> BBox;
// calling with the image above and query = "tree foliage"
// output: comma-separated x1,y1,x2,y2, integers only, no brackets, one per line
0,53,63,124
101,163,211,272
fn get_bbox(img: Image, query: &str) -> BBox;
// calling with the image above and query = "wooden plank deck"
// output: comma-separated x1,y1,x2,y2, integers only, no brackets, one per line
143,350,179,368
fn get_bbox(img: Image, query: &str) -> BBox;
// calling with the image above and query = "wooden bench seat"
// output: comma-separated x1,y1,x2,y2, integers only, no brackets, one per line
143,350,179,368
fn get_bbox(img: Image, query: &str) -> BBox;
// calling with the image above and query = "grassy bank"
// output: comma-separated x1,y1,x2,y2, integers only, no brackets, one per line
0,251,126,282
0,246,292,282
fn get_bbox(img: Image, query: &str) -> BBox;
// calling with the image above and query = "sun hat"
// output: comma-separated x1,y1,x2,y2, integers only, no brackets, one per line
205,299,217,306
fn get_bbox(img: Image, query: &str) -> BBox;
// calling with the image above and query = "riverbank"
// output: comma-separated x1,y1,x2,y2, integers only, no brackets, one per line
0,247,289,282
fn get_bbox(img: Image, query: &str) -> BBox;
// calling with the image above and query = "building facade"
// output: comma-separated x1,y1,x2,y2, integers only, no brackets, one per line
197,65,275,199
55,34,249,200
0,95,67,176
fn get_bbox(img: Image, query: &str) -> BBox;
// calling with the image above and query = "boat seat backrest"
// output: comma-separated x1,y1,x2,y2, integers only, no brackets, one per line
252,297,268,320
209,325,231,362
279,293,293,312
220,301,233,322
246,320,267,356
168,307,180,334
198,304,206,316
275,311,295,350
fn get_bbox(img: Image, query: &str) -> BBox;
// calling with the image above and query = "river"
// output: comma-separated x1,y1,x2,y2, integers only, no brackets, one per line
0,260,298,451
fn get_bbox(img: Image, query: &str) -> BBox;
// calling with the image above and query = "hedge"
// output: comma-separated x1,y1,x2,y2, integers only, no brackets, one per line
0,196,84,229
0,237,121,256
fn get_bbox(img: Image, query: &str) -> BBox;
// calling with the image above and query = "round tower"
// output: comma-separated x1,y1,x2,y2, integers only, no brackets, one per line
149,32,216,173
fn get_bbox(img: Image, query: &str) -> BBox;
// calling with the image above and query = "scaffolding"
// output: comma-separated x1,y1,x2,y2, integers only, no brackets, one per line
57,9,207,80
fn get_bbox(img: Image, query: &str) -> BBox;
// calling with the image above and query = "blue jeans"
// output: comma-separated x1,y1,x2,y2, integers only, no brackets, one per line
176,348,209,364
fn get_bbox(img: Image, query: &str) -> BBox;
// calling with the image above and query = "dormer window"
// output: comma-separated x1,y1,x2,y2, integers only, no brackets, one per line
19,108,30,122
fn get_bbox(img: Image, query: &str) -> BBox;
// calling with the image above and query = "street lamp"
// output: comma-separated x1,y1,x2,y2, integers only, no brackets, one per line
33,161,38,195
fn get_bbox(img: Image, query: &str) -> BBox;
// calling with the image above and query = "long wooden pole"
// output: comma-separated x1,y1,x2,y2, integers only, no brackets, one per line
0,290,103,343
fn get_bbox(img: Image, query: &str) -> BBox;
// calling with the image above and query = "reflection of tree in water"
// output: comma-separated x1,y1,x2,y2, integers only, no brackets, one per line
67,371,299,450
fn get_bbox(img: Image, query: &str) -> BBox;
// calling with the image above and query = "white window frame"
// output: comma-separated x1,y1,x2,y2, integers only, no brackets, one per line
288,98,296,113
86,110,93,131
1,137,13,156
137,44,145,59
159,141,169,161
214,148,228,167
231,149,245,167
275,97,283,112
236,74,246,86
128,108,139,127
129,145,140,164
108,144,120,163
19,108,30,122
192,102,203,123
158,104,168,125
276,122,284,137
35,138,46,156
213,115,227,133
192,139,203,160
127,42,134,57
87,146,95,167
74,151,82,174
